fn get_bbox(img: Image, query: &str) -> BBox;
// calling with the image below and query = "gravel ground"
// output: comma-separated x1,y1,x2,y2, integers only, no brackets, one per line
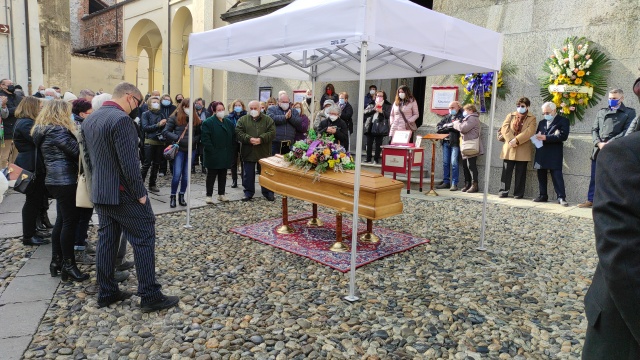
22,196,596,359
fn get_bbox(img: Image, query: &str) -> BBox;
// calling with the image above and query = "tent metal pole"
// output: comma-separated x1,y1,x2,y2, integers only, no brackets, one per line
310,65,317,116
478,70,499,250
345,41,368,303
185,65,195,229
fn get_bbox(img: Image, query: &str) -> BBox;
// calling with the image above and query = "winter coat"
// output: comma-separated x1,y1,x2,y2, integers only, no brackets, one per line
533,115,570,170
453,113,484,159
436,112,464,147
363,101,391,136
499,112,537,162
160,103,177,120
363,93,376,109
318,117,350,150
13,118,44,174
235,113,276,163
163,116,202,152
389,99,419,136
32,125,79,186
313,111,329,132
0,89,24,140
201,115,236,169
267,104,303,142
320,93,339,108
339,102,354,133
141,110,166,144
227,110,246,127
591,104,636,160
294,114,310,142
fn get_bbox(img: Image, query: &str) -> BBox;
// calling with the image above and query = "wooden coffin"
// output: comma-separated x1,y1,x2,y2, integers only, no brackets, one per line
259,156,404,220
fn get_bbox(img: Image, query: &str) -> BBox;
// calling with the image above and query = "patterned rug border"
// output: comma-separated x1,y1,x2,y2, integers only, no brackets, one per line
229,212,430,272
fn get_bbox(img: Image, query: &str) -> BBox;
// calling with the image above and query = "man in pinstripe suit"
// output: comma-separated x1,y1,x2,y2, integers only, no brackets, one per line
82,82,179,311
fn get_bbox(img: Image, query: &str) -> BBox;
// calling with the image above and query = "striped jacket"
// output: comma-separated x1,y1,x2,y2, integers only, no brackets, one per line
81,102,147,205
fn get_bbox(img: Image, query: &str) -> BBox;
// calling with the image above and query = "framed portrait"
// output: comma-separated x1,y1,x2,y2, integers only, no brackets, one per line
391,130,412,145
259,87,272,102
293,90,307,104
430,86,458,115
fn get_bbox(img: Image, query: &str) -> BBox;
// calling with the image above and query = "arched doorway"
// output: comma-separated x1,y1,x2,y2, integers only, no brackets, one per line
170,7,192,97
125,19,163,95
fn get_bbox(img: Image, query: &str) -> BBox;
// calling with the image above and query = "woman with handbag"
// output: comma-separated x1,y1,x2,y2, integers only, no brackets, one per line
13,96,50,246
364,90,391,164
498,97,537,199
163,98,202,208
389,85,419,141
31,99,89,282
453,104,484,193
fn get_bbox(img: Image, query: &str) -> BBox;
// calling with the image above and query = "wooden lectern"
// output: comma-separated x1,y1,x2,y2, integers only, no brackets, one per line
422,134,449,196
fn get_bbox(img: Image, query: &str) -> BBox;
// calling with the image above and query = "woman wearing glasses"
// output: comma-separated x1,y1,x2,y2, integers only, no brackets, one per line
498,97,537,199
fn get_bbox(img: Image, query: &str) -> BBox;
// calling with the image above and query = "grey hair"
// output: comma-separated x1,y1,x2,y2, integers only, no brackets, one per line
541,102,557,111
79,89,95,98
92,93,112,111
278,91,289,101
326,103,342,115
610,88,624,95
44,88,60,98
112,82,141,99
248,100,260,108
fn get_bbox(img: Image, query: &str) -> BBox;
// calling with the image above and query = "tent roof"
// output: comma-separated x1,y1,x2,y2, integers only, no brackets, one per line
188,0,503,81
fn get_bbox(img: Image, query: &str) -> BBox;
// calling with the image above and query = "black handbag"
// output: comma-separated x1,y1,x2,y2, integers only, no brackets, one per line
371,116,390,136
1,143,36,194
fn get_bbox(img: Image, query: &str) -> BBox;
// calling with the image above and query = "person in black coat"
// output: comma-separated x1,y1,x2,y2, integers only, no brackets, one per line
435,101,464,190
319,83,339,110
192,98,210,174
0,78,24,168
13,96,50,246
363,85,377,109
140,96,166,192
582,130,640,359
318,103,349,150
532,102,570,206
363,90,392,164
338,92,354,136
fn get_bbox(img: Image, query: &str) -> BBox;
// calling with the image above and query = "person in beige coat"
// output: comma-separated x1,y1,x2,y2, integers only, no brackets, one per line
499,97,537,198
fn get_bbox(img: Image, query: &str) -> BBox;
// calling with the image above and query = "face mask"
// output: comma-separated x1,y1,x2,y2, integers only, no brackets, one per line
184,108,190,116
370,90,376,96
462,111,468,117
6,85,15,93
45,96,54,101
151,102,160,110
280,103,289,111
306,98,311,105
250,110,259,117
608,98,620,108
39,90,45,96
375,97,383,103
449,109,457,115
216,111,225,119
326,89,333,95
161,100,171,106
399,93,406,100
176,98,183,104
339,99,345,105
294,108,301,114
129,107,139,120
329,115,338,121
234,106,242,113
543,114,554,121
517,106,527,114
71,114,76,122
195,104,203,111
261,108,266,113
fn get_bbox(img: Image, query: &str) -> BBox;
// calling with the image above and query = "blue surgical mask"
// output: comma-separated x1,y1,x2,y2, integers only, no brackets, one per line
517,106,527,114
608,98,620,108
462,111,468,117
339,99,345,105
544,114,554,121
449,109,457,115
294,108,300,114
44,95,54,101
234,106,242,113
161,100,171,106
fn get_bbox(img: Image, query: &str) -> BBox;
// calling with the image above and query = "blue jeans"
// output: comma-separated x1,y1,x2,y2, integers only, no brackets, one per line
442,142,459,185
587,159,596,202
171,150,195,195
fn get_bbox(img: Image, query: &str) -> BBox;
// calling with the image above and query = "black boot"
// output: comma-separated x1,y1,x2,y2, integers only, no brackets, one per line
201,166,207,175
50,254,62,277
178,193,187,206
60,258,89,282
191,166,196,174
231,178,238,188
40,211,54,229
35,216,48,232
170,195,176,208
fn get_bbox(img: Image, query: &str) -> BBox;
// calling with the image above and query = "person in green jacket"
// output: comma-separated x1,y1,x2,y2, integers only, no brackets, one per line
235,100,276,202
201,102,236,204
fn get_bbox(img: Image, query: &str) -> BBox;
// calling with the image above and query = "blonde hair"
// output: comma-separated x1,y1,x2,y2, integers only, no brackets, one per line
15,96,41,120
293,101,306,116
31,99,75,135
463,104,477,113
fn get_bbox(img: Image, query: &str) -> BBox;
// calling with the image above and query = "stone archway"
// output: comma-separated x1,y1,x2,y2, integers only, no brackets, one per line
125,19,163,94
170,6,192,96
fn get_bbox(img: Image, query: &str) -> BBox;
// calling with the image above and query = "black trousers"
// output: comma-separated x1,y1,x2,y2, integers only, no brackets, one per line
366,135,384,162
94,191,162,303
206,168,227,196
242,161,273,199
47,184,79,260
230,142,240,182
75,207,94,247
462,156,478,184
499,160,528,197
141,144,164,187
22,175,46,238
537,168,566,199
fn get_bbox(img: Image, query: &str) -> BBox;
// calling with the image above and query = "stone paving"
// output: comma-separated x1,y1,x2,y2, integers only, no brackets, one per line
0,170,595,359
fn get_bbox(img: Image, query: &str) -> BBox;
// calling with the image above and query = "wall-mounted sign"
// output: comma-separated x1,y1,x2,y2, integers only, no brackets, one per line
0,24,10,35
430,86,458,116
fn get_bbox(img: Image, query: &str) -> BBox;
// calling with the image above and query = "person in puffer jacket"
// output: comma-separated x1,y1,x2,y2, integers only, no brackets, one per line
31,99,89,283
267,92,302,155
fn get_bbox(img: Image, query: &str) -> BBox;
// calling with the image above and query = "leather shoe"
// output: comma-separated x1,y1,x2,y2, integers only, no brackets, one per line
577,200,593,208
449,184,458,191
98,290,133,308
532,196,548,202
435,183,450,189
36,230,52,238
559,198,569,207
116,260,135,271
148,186,160,193
514,195,524,199
241,196,252,202
231,180,238,188
23,236,50,246
114,271,130,283
140,295,180,313
265,195,275,202
499,192,508,198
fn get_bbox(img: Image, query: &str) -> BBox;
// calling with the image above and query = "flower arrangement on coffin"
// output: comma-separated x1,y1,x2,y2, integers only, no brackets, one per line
283,129,355,182
540,37,611,124
457,62,516,112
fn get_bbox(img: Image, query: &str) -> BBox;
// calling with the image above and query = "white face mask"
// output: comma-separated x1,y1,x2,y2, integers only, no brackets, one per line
39,90,45,95
280,103,289,111
399,93,406,100
250,110,259,117
151,102,160,110
216,111,225,118
370,90,376,95
329,115,338,121
184,109,190,116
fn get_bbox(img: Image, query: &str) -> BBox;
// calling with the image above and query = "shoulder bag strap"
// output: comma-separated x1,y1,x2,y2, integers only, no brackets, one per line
177,125,188,143
398,104,410,125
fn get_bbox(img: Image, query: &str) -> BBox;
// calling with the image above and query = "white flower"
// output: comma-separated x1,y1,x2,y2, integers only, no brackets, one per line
586,71,590,75
578,44,589,56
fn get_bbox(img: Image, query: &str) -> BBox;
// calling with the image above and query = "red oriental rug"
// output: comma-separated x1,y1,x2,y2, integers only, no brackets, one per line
230,212,429,272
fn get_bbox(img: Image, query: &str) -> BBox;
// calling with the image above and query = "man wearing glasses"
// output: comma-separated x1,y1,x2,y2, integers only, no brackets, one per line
82,82,179,312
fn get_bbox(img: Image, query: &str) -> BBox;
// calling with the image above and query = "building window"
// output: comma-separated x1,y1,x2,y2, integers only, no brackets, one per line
89,0,108,14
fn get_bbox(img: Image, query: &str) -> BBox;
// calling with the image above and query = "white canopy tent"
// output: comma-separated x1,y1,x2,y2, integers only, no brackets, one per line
186,0,503,300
